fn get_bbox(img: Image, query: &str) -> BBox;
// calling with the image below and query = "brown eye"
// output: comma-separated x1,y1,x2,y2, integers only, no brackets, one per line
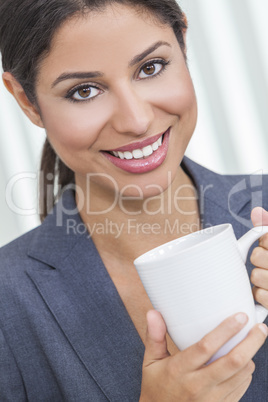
138,61,164,79
78,87,91,98
70,85,101,101
142,64,156,76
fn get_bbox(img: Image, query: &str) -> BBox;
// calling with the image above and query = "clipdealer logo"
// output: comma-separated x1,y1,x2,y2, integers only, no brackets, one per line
228,171,264,228
65,217,202,239
5,171,204,219
4,170,266,230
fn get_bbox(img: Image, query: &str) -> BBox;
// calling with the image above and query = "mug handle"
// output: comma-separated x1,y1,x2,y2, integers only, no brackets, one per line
237,226,268,323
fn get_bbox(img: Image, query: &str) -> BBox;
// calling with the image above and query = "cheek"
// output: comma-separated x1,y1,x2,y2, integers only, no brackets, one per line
169,83,196,116
39,100,109,150
149,73,197,118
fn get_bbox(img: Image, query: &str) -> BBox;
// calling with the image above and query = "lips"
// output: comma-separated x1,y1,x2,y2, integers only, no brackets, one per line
102,128,170,174
108,131,164,153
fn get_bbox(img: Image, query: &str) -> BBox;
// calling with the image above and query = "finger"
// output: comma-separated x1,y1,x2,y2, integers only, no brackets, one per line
250,247,268,269
212,359,254,397
259,233,268,249
143,310,170,366
204,323,267,385
176,313,249,371
222,375,252,402
251,267,268,288
251,207,268,227
215,361,254,401
252,286,268,309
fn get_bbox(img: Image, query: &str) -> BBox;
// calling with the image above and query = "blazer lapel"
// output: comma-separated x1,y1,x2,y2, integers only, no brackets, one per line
183,157,254,234
26,189,144,401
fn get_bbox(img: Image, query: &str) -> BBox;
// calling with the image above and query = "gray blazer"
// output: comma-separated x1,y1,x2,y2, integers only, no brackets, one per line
0,157,268,401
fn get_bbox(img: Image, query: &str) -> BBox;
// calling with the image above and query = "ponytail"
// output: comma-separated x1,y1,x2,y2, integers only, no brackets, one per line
39,139,74,222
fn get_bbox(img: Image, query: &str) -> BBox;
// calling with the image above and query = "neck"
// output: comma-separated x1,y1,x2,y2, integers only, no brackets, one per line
76,167,200,265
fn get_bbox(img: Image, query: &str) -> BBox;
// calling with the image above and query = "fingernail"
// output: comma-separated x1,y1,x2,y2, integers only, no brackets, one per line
258,323,268,336
235,313,248,324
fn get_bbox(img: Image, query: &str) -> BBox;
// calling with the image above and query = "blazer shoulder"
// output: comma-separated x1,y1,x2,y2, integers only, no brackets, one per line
182,158,268,229
184,157,268,187
183,157,268,202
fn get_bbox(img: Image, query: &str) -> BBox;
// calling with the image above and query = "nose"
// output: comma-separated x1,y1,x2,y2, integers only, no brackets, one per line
110,84,154,136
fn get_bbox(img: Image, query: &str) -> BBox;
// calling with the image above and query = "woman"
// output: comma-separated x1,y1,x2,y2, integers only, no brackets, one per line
0,0,268,400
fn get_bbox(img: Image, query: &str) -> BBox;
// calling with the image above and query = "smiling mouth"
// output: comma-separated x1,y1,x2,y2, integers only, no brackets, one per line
109,135,163,160
105,130,168,161
102,128,170,174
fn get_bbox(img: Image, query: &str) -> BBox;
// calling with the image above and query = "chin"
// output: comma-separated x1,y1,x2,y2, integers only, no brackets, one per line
120,166,177,200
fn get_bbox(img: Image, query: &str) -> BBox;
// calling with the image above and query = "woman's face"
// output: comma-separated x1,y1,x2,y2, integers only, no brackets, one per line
35,4,197,199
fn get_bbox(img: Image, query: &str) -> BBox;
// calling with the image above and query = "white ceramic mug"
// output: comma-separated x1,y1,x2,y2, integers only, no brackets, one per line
134,224,268,363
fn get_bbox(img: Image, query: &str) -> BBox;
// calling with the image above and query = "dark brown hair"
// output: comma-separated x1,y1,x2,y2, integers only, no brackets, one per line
0,0,187,221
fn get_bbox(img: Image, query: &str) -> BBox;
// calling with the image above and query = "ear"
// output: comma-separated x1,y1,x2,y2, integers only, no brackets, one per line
2,72,44,128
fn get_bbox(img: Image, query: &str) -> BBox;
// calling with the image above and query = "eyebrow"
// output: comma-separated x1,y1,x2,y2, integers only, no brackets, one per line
51,71,104,88
51,40,171,88
129,40,171,67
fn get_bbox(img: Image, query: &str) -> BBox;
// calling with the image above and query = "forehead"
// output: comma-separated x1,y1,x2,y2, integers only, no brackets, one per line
39,4,177,76
54,3,170,45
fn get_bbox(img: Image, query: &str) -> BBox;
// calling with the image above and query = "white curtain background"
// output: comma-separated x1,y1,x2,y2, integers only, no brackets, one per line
0,0,267,247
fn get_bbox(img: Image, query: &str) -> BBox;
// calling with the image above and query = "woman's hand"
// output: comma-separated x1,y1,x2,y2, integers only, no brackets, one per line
139,310,267,402
250,207,268,309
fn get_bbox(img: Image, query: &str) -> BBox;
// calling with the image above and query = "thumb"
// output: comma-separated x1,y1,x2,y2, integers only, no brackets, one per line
251,207,268,227
143,310,170,366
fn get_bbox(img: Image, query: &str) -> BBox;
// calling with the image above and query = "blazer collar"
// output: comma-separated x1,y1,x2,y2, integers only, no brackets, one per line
27,188,82,267
182,156,256,235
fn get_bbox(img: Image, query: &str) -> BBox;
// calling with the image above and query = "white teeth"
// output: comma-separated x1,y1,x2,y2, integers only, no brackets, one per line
123,151,133,160
133,149,144,159
142,145,153,157
111,135,163,160
152,141,159,151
